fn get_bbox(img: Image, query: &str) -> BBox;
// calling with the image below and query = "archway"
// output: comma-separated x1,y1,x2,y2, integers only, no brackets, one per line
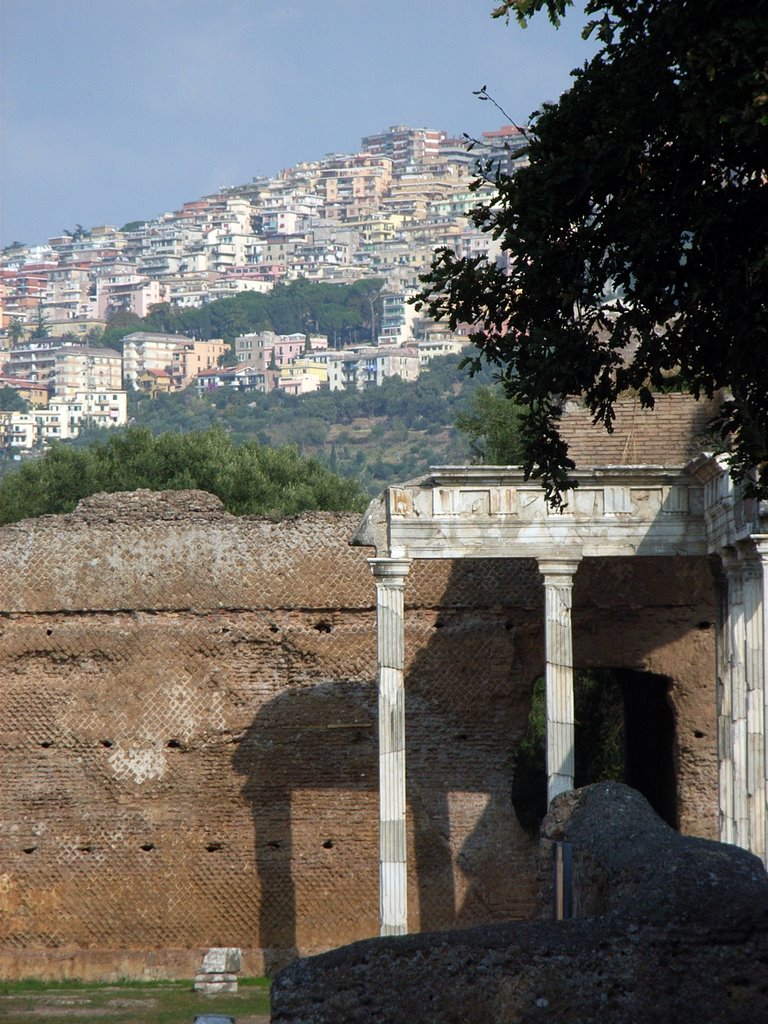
512,669,677,834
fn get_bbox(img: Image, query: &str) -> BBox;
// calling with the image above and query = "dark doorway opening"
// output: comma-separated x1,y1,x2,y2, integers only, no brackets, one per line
512,668,677,835
620,668,678,829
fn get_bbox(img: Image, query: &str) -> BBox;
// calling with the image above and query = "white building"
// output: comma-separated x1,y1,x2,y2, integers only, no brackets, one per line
327,346,420,391
0,411,37,449
378,291,417,346
43,390,128,441
416,337,469,365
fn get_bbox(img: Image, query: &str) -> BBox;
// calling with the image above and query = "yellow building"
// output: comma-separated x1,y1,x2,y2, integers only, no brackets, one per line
170,338,228,388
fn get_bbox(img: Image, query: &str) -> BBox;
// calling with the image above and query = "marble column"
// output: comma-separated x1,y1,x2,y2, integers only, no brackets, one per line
538,557,581,804
369,557,412,936
742,549,766,864
713,557,734,846
753,536,768,866
727,550,749,848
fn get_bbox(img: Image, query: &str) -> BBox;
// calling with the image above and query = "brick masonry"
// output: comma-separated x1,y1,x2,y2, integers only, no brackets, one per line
561,392,720,468
0,488,717,980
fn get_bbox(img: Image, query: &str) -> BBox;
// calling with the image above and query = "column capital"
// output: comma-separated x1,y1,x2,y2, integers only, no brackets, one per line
721,542,763,578
718,546,742,573
537,555,582,581
368,557,412,582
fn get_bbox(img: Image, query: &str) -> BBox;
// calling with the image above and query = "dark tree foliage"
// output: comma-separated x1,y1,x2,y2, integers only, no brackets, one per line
0,388,29,414
512,669,625,835
417,0,768,505
0,427,368,525
142,278,385,345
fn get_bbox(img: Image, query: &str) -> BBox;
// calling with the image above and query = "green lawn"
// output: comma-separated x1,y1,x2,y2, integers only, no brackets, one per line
0,977,271,1023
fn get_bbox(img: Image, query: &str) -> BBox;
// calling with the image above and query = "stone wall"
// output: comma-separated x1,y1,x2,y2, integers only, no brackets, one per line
0,490,717,979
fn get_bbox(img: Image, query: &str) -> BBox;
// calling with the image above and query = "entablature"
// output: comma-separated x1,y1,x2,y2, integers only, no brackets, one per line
353,464,711,561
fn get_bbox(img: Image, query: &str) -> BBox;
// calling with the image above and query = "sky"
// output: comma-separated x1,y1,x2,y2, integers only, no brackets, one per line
0,0,598,248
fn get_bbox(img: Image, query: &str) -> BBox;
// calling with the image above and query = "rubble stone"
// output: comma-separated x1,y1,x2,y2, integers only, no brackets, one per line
271,783,768,1024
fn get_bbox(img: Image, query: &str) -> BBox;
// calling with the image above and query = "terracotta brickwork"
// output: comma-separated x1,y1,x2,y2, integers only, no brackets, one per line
561,393,720,468
0,490,717,979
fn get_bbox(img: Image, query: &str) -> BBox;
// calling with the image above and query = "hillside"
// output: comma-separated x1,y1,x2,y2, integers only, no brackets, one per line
123,354,497,494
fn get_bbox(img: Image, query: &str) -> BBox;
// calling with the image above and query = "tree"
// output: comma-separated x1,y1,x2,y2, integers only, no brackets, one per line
456,385,524,464
0,426,368,525
7,317,25,346
417,1,768,506
31,305,50,339
63,224,90,241
0,388,29,413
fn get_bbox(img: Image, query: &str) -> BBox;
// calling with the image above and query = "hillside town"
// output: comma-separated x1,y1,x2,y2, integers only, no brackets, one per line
0,125,525,451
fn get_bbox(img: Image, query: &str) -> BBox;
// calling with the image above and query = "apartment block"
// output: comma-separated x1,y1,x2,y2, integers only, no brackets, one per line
362,126,446,174
122,332,193,387
0,410,37,449
326,346,420,391
53,346,123,397
234,331,327,372
170,338,228,388
0,390,127,448
96,273,171,319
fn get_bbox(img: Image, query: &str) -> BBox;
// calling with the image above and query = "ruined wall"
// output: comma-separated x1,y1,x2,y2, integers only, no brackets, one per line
0,491,717,980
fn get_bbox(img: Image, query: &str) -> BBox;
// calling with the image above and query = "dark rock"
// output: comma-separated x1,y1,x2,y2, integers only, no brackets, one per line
271,783,768,1023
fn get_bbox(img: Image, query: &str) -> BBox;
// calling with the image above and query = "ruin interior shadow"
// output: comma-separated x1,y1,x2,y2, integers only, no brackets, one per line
512,668,679,835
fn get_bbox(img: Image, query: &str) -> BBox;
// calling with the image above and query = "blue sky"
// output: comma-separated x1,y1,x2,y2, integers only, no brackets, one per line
1,1,597,247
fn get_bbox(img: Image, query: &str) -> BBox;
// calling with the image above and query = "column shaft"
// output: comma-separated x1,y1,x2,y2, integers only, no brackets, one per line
538,558,581,805
743,556,766,863
729,557,749,847
754,537,768,868
369,558,411,936
714,562,734,845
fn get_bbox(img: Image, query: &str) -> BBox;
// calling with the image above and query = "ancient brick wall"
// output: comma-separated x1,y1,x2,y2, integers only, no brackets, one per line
0,490,717,980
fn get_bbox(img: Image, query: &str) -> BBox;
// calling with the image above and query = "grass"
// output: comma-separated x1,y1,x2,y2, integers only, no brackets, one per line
0,976,271,1023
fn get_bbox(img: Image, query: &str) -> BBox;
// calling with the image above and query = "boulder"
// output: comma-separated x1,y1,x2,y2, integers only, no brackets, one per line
271,783,768,1023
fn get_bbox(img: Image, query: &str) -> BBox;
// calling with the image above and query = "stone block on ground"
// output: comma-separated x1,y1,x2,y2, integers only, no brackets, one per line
194,946,241,994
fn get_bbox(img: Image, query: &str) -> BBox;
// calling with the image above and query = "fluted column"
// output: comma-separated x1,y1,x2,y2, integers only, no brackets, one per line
727,551,749,848
369,557,411,936
713,558,734,845
538,557,581,804
753,536,768,866
742,550,766,864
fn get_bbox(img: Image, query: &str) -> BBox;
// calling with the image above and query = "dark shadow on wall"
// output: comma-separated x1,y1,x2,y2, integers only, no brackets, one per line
231,554,710,973
232,678,378,972
231,558,545,973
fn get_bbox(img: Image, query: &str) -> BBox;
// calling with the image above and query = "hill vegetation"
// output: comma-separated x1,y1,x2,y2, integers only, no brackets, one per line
98,278,387,350
0,356,525,519
124,354,521,493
